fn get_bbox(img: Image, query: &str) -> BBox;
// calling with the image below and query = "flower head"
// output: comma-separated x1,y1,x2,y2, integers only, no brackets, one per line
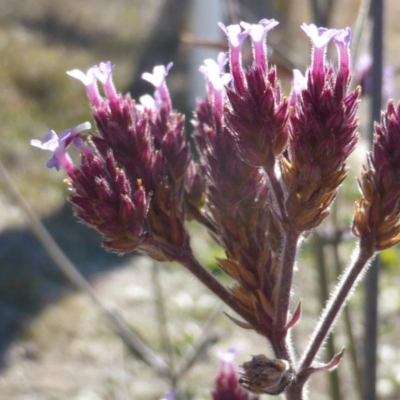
353,101,400,250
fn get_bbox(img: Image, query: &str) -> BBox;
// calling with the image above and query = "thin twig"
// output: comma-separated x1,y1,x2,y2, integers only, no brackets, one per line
151,261,176,383
0,160,168,376
350,0,372,64
173,303,224,380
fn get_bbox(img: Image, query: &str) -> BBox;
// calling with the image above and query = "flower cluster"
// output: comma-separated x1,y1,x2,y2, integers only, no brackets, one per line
31,18,400,400
32,61,191,260
352,100,400,250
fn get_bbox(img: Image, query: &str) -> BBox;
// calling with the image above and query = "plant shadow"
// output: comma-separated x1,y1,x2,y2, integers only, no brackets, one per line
0,201,132,369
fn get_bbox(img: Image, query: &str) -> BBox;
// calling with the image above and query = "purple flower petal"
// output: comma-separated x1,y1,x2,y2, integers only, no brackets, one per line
218,23,250,94
217,347,238,364
67,67,102,107
142,63,173,89
141,63,173,110
290,69,306,107
31,122,91,172
301,23,337,74
199,56,231,112
333,27,351,73
240,19,278,69
93,61,118,102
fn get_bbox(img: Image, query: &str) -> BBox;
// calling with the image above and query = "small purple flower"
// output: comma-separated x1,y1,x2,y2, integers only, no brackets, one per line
141,63,173,110
241,19,279,69
30,122,92,173
289,69,306,107
199,54,231,112
160,391,175,400
218,22,250,94
333,27,351,75
212,348,257,400
356,53,396,101
93,61,118,102
67,67,102,107
138,94,157,112
301,23,337,75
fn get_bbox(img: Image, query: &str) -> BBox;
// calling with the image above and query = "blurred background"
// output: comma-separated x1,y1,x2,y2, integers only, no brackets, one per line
0,0,400,399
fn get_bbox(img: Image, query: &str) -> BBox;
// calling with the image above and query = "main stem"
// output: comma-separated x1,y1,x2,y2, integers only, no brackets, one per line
274,229,300,331
299,245,374,371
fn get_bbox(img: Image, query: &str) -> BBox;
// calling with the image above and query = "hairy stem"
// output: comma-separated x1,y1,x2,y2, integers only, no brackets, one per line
285,380,308,400
331,238,363,399
313,234,341,400
299,245,374,371
274,230,300,331
266,169,287,222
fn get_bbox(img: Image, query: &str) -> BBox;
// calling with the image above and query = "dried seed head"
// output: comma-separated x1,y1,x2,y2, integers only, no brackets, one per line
239,355,294,395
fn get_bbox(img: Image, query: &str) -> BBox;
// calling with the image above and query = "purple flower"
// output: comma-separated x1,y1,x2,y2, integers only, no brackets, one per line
356,53,396,101
301,23,337,75
199,54,231,113
212,348,258,400
240,19,279,69
289,69,306,107
218,22,250,94
141,63,173,110
160,391,175,400
68,61,119,105
333,27,351,76
93,61,118,102
67,67,102,107
31,122,92,172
